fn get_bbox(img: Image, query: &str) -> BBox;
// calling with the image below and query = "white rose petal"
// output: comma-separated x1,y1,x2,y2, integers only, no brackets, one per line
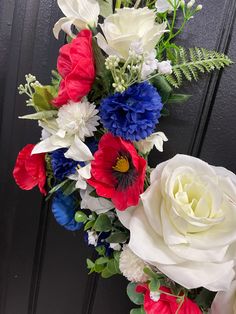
157,60,172,74
97,7,167,59
122,154,236,291
211,280,236,314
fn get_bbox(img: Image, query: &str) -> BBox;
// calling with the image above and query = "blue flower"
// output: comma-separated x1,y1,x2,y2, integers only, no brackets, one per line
51,148,79,181
100,82,163,141
52,191,83,231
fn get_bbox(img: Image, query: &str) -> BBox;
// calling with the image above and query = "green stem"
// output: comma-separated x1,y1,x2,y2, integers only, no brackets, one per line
134,0,142,8
115,0,121,9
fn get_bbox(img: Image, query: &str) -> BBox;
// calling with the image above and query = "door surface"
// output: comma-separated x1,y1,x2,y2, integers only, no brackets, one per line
0,0,236,313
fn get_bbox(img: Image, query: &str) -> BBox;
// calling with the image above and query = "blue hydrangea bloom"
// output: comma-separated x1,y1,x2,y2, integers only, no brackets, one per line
52,191,83,231
51,148,78,181
100,82,163,141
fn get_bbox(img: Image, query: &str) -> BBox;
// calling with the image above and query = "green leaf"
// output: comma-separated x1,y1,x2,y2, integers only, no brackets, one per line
93,214,112,232
62,180,77,196
151,76,172,103
95,257,109,265
106,231,129,243
127,283,144,306
149,278,161,292
106,259,118,274
194,288,216,311
94,263,106,273
32,85,56,111
98,0,113,17
86,258,95,269
19,110,57,120
96,245,106,256
130,308,145,314
101,267,114,279
48,179,70,195
167,93,191,104
143,267,163,280
74,211,88,223
84,220,95,231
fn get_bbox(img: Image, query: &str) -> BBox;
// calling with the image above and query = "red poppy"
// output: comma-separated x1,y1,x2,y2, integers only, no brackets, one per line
53,29,95,107
87,133,146,211
136,284,202,314
13,144,47,195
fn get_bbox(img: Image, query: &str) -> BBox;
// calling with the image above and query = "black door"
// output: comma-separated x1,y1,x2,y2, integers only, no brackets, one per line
1,0,236,313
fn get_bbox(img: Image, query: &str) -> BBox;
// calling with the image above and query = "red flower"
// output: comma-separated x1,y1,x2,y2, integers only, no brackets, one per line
136,284,202,314
13,144,47,195
53,29,95,107
87,133,146,211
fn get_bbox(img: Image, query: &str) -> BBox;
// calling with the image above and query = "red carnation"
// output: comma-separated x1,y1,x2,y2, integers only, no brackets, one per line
13,144,47,195
53,29,95,107
136,284,202,314
87,133,146,211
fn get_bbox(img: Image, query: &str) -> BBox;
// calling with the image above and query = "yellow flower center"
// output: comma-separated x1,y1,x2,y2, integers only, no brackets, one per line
113,156,130,173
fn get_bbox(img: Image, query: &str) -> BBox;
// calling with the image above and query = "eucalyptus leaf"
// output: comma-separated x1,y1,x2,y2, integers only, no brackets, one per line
93,214,112,232
86,258,95,269
149,277,161,292
167,93,191,104
101,267,114,278
106,231,129,243
130,308,145,314
74,211,88,223
127,283,144,306
95,257,109,265
84,220,95,231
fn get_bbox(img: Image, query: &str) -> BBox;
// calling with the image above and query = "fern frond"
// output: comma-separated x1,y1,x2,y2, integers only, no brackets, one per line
165,47,233,88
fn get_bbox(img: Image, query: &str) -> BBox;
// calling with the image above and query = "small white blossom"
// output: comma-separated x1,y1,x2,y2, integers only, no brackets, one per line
109,243,122,251
119,245,149,283
150,291,161,302
141,50,159,79
187,0,195,9
157,60,172,75
155,0,173,13
196,4,202,11
135,132,168,154
87,231,98,246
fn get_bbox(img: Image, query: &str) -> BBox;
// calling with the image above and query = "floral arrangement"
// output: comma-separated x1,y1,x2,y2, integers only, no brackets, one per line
13,0,235,313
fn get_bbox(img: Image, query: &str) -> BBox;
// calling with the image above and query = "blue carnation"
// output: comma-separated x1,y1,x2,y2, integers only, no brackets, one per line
52,191,83,231
100,82,163,141
51,148,78,181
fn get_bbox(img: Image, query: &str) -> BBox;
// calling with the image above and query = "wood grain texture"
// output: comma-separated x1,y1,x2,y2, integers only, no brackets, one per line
0,0,235,313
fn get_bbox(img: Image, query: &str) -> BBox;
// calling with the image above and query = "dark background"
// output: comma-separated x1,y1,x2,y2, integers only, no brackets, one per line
0,0,236,313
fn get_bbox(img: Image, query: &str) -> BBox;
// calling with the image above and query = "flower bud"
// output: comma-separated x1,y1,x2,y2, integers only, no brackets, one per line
196,4,203,11
187,0,195,8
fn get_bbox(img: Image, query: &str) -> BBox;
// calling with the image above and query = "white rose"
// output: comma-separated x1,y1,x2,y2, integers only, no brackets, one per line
97,7,167,59
118,154,236,291
211,280,236,314
53,0,100,39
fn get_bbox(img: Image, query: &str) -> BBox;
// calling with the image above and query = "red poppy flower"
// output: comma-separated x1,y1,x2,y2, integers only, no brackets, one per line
87,133,146,211
13,144,47,195
136,284,202,314
53,29,95,107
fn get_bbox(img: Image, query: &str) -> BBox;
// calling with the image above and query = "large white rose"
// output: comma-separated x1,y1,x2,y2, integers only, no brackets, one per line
118,154,236,291
97,7,167,59
211,280,236,314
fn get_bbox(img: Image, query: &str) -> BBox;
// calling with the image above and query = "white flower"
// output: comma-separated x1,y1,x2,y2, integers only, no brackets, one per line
80,185,114,214
68,163,92,190
211,280,236,314
150,291,161,302
157,60,172,74
141,50,159,80
87,231,98,246
135,132,168,154
118,154,236,291
97,7,167,59
32,99,99,162
109,243,122,251
53,0,100,39
155,0,181,13
56,100,99,142
119,245,149,283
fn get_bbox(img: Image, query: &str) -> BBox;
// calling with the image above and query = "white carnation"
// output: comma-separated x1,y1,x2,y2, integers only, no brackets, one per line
56,100,100,141
157,60,172,74
119,245,149,283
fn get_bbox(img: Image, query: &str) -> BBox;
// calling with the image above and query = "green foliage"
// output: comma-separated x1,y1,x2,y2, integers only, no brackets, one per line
127,282,144,305
165,47,233,88
167,47,231,86
194,288,216,312
32,85,56,111
19,110,57,120
87,249,121,278
74,211,88,223
130,307,145,314
151,76,172,103
106,231,129,243
93,213,112,232
166,93,191,104
45,154,54,189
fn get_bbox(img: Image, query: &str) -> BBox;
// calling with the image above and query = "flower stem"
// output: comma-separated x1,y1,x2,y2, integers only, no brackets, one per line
134,0,142,8
115,0,122,9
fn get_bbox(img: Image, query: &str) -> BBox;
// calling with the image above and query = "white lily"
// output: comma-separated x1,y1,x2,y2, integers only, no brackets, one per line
135,132,168,154
68,163,92,190
53,0,100,39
